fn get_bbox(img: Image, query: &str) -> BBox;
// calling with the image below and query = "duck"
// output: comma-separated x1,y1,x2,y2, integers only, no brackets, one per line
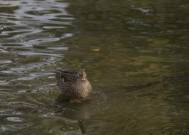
55,69,92,100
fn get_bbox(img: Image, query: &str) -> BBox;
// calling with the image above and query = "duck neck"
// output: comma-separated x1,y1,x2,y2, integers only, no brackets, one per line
79,77,87,81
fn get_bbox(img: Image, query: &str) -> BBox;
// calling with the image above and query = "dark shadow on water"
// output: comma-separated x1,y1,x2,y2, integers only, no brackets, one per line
54,91,108,134
78,120,86,134
55,94,92,134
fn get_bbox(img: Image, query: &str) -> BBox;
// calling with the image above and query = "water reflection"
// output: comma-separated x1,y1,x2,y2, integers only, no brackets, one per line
55,91,108,134
0,0,76,134
55,95,90,134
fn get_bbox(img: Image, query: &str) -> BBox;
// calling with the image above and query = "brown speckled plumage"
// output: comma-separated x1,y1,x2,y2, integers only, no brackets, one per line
55,69,92,99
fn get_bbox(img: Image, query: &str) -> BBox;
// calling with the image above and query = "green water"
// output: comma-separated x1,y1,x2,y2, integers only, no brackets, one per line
0,0,189,135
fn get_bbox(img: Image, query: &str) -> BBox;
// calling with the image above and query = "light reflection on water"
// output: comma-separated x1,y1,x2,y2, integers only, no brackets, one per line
0,0,77,134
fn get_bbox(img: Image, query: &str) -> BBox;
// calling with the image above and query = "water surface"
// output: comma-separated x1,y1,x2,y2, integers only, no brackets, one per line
0,0,189,135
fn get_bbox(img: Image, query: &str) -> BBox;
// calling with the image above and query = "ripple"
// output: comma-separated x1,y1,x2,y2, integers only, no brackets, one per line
6,116,24,123
43,26,66,29
0,48,8,53
62,33,74,38
47,46,68,50
14,1,70,22
0,80,9,85
0,0,75,134
0,60,12,64
18,52,62,57
0,125,8,132
17,76,36,81
17,72,54,81
23,37,61,46
10,29,42,40
0,1,19,7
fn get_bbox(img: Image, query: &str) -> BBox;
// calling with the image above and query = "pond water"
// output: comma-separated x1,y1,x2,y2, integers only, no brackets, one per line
0,0,189,135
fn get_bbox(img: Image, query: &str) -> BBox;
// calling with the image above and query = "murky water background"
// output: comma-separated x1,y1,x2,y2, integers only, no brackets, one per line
0,0,189,135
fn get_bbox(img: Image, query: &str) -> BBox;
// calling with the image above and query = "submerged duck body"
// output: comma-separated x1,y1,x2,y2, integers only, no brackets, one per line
55,69,92,99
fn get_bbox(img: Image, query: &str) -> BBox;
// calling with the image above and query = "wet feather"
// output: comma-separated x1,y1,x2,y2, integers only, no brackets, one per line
55,69,92,99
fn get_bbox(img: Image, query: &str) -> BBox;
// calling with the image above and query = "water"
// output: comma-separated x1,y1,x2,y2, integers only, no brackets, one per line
0,0,189,135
